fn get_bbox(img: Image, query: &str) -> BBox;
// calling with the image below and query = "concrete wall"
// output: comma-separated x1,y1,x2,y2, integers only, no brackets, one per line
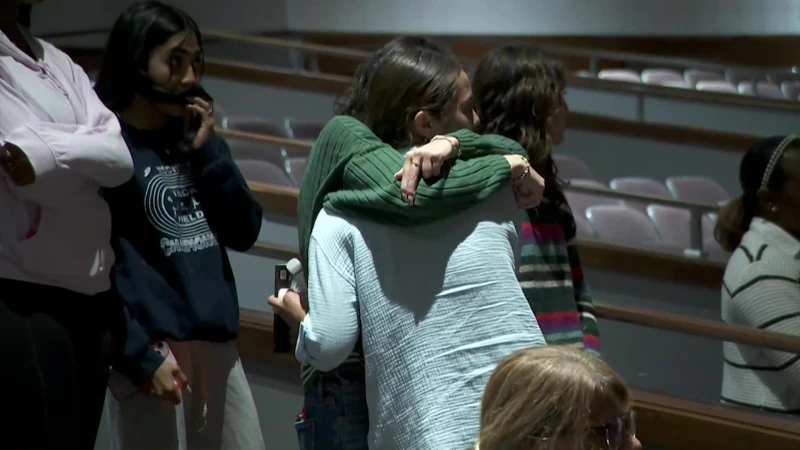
32,0,800,37
284,0,800,36
32,0,286,36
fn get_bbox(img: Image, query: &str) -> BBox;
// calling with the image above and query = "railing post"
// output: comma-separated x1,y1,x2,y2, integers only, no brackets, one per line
589,57,598,75
635,93,645,122
688,209,706,258
288,49,304,71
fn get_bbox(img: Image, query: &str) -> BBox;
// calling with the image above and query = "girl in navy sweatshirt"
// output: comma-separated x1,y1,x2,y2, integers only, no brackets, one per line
94,2,265,449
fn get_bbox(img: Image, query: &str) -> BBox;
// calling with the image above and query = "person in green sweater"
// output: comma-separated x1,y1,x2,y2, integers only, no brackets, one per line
296,39,542,271
270,37,544,450
471,45,601,354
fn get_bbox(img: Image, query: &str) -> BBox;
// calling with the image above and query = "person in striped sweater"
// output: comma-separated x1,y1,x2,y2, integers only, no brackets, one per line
472,45,601,355
715,135,800,415
269,37,546,450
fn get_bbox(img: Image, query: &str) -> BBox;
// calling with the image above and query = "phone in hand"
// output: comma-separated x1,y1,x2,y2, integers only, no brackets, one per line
273,265,292,353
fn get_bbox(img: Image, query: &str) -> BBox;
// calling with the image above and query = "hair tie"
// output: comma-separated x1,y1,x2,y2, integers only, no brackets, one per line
761,135,796,189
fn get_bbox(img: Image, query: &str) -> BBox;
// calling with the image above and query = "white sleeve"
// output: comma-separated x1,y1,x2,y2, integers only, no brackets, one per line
0,52,133,200
734,270,800,381
294,234,360,372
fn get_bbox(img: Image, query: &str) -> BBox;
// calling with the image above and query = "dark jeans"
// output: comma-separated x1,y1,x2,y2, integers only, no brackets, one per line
296,363,369,450
0,278,116,450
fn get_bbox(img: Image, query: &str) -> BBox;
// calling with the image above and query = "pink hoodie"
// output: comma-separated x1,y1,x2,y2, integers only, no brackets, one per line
0,27,133,295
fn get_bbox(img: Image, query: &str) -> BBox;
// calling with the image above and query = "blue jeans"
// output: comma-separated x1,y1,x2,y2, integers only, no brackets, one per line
295,363,368,450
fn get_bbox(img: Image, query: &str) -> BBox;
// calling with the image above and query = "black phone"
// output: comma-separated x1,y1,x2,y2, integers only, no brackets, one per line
273,265,292,353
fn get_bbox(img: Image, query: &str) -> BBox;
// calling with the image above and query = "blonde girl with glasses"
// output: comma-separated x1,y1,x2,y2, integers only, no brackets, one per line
475,346,641,450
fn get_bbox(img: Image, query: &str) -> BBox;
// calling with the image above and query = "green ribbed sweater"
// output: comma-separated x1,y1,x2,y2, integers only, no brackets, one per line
297,115,527,269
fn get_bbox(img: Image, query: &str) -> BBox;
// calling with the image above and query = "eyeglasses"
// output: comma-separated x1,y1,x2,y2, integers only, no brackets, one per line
592,410,637,450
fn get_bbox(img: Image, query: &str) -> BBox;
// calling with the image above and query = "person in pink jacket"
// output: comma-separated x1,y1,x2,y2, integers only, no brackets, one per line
0,0,134,448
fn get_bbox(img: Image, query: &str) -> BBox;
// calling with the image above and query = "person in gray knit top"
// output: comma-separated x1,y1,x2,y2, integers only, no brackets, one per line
715,135,800,416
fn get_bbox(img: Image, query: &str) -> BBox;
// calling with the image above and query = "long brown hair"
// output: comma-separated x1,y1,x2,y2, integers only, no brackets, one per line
477,346,629,450
335,37,462,148
715,136,799,252
472,45,566,205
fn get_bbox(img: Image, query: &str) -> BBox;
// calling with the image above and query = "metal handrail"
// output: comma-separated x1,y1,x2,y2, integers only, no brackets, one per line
565,183,719,254
501,38,794,77
43,27,799,81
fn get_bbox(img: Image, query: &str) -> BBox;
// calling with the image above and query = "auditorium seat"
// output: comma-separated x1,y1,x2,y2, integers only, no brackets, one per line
554,154,594,180
648,205,720,249
695,80,738,94
725,70,753,86
647,205,691,247
597,69,641,83
574,213,594,238
684,69,724,87
287,157,308,186
609,177,671,212
586,205,662,246
641,69,684,86
780,80,800,100
666,176,729,205
226,138,289,168
737,81,784,99
235,159,294,186
567,179,623,219
284,118,325,140
704,236,731,261
222,116,288,136
659,80,692,89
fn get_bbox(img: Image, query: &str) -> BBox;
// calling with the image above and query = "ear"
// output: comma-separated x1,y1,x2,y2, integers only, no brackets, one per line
756,187,779,214
412,110,436,143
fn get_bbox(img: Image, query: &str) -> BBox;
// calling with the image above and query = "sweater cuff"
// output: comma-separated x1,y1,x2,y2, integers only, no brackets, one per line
127,346,166,386
4,128,59,180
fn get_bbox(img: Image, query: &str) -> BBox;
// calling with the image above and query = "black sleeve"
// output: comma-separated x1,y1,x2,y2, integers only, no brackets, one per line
189,133,263,251
102,186,165,385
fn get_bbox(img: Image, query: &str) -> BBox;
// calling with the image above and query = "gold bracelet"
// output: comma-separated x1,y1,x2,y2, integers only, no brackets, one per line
431,135,461,158
515,156,531,181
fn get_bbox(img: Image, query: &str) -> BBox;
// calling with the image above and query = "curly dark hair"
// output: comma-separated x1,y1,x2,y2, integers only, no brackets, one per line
472,45,566,205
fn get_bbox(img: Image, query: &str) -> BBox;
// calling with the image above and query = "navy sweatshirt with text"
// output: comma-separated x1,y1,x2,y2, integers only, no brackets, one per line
104,123,262,385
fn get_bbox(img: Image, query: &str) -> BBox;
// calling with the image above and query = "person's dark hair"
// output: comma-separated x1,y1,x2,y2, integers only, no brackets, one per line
715,135,799,252
94,1,203,112
18,3,32,28
472,45,567,205
335,36,462,148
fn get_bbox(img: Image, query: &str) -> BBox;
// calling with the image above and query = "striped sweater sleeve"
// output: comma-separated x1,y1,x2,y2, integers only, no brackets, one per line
729,263,800,381
567,241,601,355
322,116,525,225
